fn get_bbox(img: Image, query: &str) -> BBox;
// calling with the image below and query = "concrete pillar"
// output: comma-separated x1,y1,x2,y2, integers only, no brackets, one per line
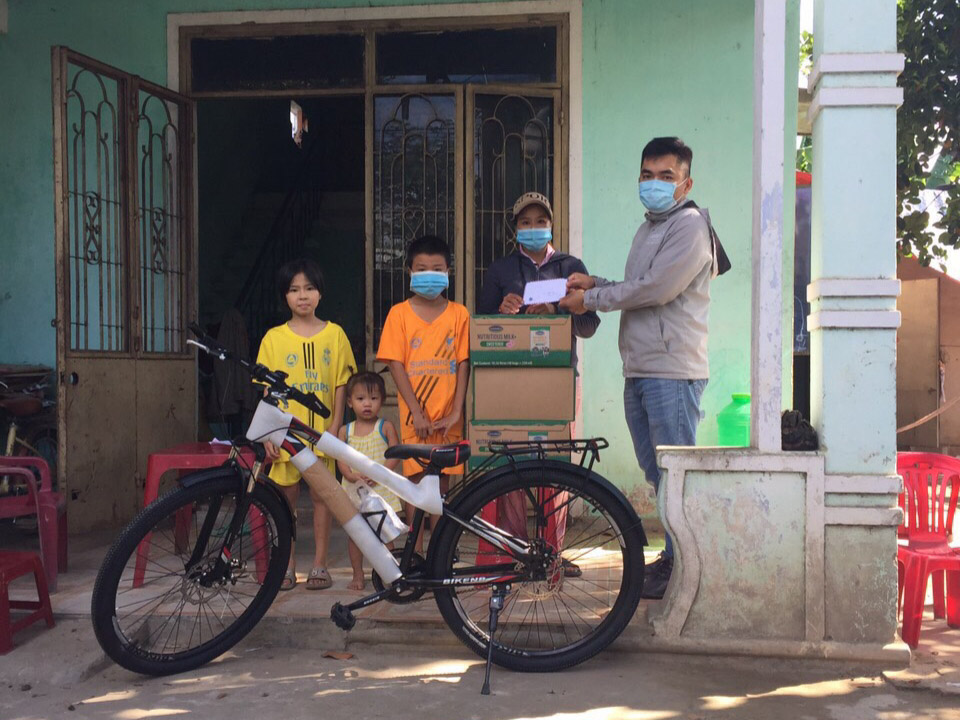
750,0,786,453
808,0,905,645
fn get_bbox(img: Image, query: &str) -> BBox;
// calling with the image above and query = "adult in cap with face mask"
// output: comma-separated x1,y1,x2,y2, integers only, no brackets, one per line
476,191,600,351
560,136,717,600
476,192,599,579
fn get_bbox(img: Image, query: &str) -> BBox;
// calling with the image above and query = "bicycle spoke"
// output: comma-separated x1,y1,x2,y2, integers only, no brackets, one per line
439,472,637,661
101,484,283,664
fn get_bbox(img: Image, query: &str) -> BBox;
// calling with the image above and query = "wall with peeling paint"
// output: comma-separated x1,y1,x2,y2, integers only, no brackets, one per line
682,469,807,639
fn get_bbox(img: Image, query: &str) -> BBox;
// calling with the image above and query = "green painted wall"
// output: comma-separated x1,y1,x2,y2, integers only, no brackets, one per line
580,0,799,499
0,0,796,501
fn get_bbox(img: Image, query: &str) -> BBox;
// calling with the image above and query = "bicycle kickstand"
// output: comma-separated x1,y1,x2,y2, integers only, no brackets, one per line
480,583,510,696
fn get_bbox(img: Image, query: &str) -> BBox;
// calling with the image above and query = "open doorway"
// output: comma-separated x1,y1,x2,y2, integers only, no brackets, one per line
179,18,568,432
196,96,364,434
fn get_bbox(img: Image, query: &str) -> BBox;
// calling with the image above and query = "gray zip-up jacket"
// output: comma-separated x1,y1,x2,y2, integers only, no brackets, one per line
583,199,712,379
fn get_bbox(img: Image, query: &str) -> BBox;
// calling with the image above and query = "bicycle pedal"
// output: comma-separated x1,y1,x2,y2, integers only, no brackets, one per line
330,602,356,631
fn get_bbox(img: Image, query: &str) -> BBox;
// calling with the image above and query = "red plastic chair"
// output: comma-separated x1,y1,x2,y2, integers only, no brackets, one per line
0,551,55,653
0,457,67,592
896,452,960,648
897,452,959,618
133,443,261,588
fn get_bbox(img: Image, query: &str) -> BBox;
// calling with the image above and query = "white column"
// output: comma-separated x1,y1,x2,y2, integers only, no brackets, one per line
808,0,904,647
750,0,786,452
808,2,903,474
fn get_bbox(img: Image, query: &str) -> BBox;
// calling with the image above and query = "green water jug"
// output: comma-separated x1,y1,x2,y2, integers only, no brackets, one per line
717,393,751,447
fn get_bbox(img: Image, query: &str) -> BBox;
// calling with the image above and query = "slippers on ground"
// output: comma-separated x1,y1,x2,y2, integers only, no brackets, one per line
280,569,297,591
562,559,583,578
305,567,332,590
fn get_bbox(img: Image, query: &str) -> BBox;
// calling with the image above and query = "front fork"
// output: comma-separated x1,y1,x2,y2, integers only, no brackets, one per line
193,447,265,587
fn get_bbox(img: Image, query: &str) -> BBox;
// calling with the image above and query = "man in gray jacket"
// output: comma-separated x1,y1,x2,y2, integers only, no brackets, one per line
560,137,713,599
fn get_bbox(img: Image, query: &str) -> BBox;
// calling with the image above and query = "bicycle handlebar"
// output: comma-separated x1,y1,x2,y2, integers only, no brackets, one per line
188,323,331,419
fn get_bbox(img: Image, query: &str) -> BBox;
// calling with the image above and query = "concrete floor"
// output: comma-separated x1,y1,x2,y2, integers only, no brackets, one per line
2,617,960,720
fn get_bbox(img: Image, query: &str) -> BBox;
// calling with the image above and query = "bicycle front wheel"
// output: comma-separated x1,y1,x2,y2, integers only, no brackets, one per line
430,461,645,672
91,469,291,675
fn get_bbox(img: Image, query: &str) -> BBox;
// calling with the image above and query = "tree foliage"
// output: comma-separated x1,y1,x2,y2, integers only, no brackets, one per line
796,30,813,174
896,0,960,265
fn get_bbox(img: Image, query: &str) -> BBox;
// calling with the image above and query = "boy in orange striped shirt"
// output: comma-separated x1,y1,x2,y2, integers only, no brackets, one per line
377,235,470,552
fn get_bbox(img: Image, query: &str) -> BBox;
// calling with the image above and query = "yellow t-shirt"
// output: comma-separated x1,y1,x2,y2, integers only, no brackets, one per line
376,300,469,475
256,321,356,485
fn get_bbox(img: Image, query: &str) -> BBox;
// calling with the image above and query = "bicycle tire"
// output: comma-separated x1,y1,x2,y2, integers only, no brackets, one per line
430,461,645,672
91,469,291,675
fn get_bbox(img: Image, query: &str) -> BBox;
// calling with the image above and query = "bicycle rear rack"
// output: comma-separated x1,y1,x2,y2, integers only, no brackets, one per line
459,438,608,491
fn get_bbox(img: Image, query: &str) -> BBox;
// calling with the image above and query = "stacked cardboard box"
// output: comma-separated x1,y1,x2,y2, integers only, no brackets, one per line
470,315,573,367
468,315,575,470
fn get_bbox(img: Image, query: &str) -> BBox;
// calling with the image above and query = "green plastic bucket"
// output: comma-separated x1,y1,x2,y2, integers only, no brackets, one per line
717,393,751,447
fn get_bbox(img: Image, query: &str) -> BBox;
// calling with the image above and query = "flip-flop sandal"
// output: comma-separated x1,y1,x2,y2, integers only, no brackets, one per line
305,567,332,590
562,559,583,578
280,569,297,591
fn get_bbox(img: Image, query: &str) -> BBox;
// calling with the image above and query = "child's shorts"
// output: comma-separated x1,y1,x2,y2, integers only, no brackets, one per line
268,455,335,487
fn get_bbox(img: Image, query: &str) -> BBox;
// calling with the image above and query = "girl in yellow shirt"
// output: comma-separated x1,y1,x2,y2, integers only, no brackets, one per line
257,259,356,591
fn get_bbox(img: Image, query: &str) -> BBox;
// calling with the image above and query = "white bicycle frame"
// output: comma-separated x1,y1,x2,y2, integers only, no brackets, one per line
185,336,530,589
246,399,446,585
246,399,531,585
247,400,443,514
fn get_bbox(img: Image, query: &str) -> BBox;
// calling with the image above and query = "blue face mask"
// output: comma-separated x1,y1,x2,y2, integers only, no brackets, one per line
516,228,553,252
409,270,449,299
638,179,682,213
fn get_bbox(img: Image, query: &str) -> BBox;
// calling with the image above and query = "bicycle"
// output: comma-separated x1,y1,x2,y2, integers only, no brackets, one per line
91,325,647,693
1,369,58,499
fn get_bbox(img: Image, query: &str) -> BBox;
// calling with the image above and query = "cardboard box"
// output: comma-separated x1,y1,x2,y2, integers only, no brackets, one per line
471,367,575,422
470,315,572,367
467,421,571,471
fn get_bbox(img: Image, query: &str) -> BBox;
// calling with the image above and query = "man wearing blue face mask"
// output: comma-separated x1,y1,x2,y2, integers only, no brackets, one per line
561,137,717,600
476,192,600,352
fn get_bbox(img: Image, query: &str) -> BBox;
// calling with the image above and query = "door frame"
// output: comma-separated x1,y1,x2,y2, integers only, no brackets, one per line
170,2,581,437
166,0,584,282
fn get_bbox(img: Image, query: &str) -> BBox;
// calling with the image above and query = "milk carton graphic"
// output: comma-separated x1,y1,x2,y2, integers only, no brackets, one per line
530,326,550,357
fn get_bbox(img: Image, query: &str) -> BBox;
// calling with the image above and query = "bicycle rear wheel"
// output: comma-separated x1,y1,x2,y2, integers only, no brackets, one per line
91,469,291,675
430,461,645,672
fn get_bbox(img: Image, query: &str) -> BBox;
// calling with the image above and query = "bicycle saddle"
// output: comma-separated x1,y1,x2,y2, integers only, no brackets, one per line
0,394,43,418
384,441,470,468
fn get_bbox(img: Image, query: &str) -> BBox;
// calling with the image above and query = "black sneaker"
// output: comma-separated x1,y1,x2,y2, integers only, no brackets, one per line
640,555,673,600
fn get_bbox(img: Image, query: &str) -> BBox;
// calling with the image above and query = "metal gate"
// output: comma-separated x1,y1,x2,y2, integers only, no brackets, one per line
52,47,196,530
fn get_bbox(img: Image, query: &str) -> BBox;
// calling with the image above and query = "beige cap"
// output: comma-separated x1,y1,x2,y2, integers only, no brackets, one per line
511,191,553,222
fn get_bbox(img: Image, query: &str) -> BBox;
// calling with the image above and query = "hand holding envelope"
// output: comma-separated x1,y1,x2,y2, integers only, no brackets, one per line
522,279,569,306
557,272,595,315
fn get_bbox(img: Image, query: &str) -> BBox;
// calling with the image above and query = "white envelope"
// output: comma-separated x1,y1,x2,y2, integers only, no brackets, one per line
523,278,569,305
